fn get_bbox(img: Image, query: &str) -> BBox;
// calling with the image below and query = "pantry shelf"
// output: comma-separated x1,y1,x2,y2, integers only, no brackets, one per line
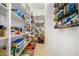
0,37,8,40
11,32,30,38
11,11,28,24
15,39,32,56
11,3,35,56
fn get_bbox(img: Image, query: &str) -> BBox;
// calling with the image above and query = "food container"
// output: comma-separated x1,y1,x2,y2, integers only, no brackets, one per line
0,25,6,37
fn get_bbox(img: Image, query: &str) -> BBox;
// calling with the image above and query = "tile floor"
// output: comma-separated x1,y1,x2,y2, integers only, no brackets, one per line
34,43,48,56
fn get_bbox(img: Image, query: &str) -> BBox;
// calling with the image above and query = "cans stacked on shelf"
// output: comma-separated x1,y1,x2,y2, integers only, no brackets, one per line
54,3,79,29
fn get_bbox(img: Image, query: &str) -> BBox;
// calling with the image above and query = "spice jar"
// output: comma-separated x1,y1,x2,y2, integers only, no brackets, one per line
1,27,6,37
0,29,1,37
0,25,6,37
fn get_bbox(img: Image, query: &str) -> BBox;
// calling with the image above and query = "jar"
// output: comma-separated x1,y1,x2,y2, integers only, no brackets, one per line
0,25,6,37
1,28,6,37
0,29,1,37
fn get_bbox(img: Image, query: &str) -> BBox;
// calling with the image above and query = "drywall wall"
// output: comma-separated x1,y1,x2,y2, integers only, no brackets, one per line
31,9,45,16
45,3,79,56
28,3,45,16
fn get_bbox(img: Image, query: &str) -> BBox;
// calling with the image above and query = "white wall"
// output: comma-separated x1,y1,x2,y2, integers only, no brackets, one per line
45,3,79,56
32,9,45,16
28,3,45,16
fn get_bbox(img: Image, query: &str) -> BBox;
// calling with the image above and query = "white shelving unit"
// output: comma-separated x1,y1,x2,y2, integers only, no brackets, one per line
0,3,9,56
11,3,33,56
11,3,31,37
